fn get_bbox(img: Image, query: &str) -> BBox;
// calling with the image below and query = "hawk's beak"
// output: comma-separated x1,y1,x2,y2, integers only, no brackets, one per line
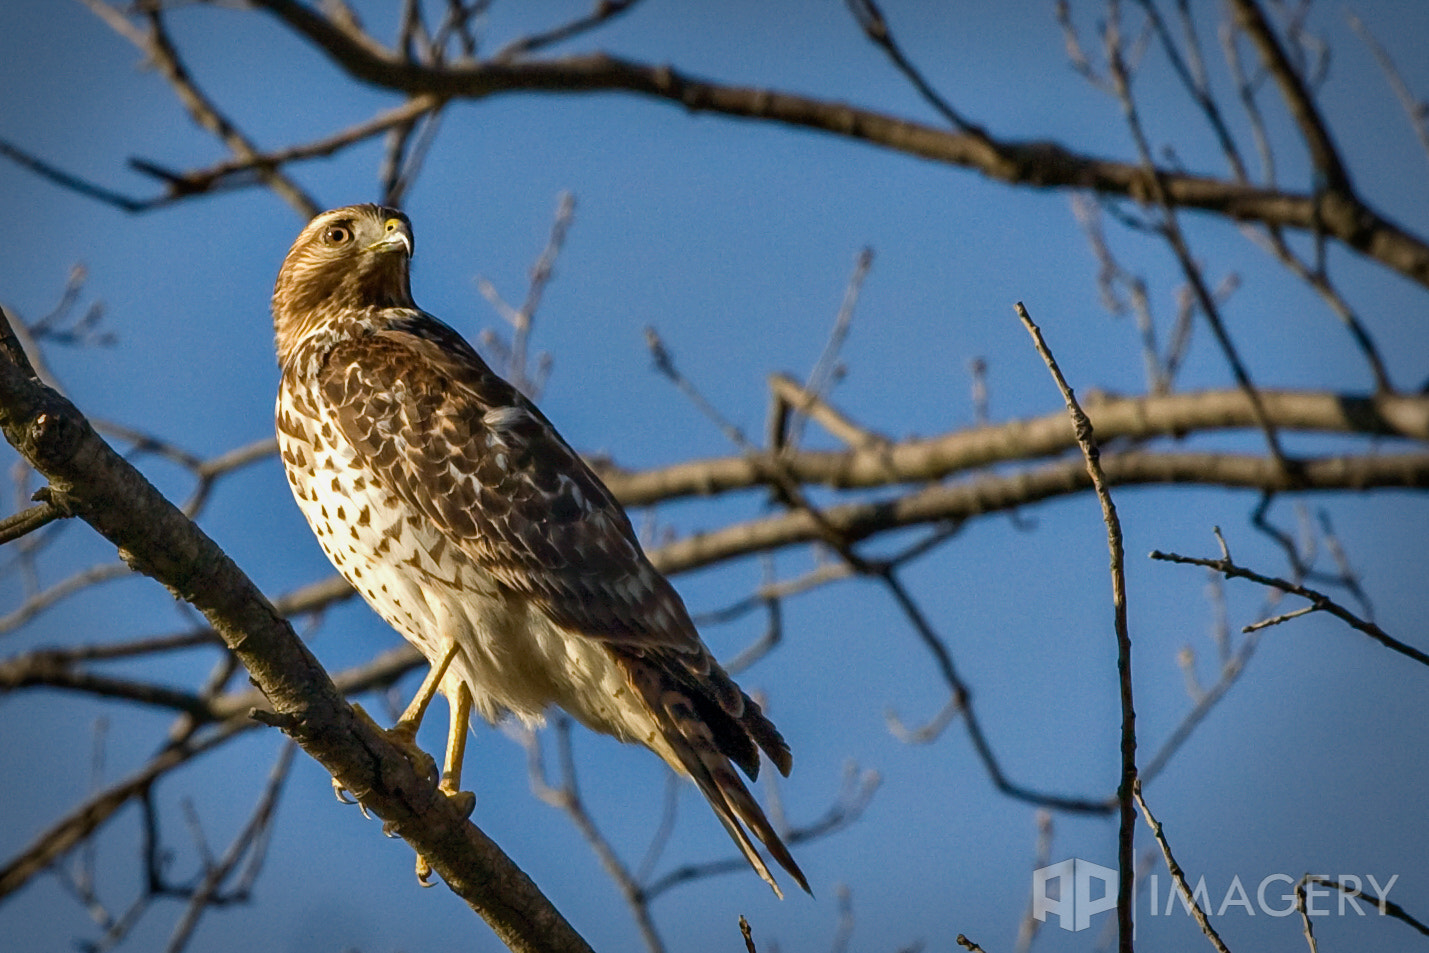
369,218,413,258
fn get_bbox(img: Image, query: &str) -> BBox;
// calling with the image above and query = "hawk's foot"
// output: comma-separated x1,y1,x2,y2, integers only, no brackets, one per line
334,704,441,817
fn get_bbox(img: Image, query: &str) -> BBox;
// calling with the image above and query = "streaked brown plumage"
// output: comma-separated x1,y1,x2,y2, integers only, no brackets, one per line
271,204,807,896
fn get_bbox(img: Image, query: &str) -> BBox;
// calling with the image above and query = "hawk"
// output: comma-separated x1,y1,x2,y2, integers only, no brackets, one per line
271,204,807,897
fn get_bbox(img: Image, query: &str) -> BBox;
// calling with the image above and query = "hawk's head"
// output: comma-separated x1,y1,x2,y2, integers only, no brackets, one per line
272,204,415,366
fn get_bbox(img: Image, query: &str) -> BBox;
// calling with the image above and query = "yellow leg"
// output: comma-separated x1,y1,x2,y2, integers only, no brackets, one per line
331,641,477,887
441,682,473,798
394,640,462,737
332,642,462,808
416,680,476,887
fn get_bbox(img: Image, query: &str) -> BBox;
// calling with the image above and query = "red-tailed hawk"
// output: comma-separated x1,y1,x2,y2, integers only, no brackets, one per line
271,204,807,896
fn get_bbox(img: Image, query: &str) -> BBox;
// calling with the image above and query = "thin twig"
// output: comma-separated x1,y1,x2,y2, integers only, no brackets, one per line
1347,10,1429,165
1140,628,1259,784
1229,0,1350,192
493,0,644,62
1305,876,1429,937
1134,781,1232,953
0,501,66,544
781,248,874,452
1149,545,1428,666
1015,301,1137,953
521,720,664,953
0,137,151,212
163,743,296,953
77,1,320,218
643,763,879,900
1102,4,1293,477
769,373,888,453
0,561,133,633
846,0,987,137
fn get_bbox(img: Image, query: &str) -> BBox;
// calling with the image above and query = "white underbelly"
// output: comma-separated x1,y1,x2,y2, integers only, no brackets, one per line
278,417,659,748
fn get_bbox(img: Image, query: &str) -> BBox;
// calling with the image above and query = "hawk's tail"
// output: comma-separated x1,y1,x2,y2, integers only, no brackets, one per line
618,653,810,898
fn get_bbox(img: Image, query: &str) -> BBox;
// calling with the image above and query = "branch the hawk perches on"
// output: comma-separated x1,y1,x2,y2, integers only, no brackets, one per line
271,204,807,897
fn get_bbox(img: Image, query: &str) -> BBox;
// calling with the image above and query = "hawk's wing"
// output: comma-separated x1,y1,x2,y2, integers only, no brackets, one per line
319,318,699,645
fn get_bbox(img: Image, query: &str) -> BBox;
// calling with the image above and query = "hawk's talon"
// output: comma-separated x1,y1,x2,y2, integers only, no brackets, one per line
416,855,436,887
331,777,373,818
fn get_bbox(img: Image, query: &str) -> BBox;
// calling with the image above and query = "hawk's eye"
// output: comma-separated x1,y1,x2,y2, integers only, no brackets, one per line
323,224,354,245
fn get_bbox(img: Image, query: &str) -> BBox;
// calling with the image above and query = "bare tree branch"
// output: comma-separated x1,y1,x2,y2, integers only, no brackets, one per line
1229,0,1350,193
1348,10,1429,166
218,0,1429,290
1134,781,1232,953
1015,302,1137,953
1150,538,1428,667
645,449,1429,577
599,387,1429,507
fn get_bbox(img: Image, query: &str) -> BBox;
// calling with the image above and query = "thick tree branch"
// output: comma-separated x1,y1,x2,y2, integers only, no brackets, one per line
239,0,1429,289
643,450,1429,576
0,311,592,951
600,388,1429,506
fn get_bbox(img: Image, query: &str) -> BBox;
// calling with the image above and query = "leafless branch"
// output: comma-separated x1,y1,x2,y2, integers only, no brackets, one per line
768,373,888,454
1140,626,1259,785
1149,537,1428,667
0,137,154,213
78,0,319,218
479,192,575,399
599,387,1429,507
1347,10,1429,166
1101,6,1292,478
829,882,854,953
0,500,66,544
0,561,133,634
1302,875,1429,938
776,248,875,453
1134,781,1232,953
493,0,643,63
1229,0,1349,193
162,742,296,953
519,718,664,953
643,448,1429,579
55,0,1377,289
1014,811,1054,953
846,0,984,137
1014,301,1136,952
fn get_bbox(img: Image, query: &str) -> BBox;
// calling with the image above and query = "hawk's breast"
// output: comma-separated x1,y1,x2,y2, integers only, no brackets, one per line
275,374,660,743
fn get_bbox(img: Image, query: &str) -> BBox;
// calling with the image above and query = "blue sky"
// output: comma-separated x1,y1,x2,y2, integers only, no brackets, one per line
1,2,1427,951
